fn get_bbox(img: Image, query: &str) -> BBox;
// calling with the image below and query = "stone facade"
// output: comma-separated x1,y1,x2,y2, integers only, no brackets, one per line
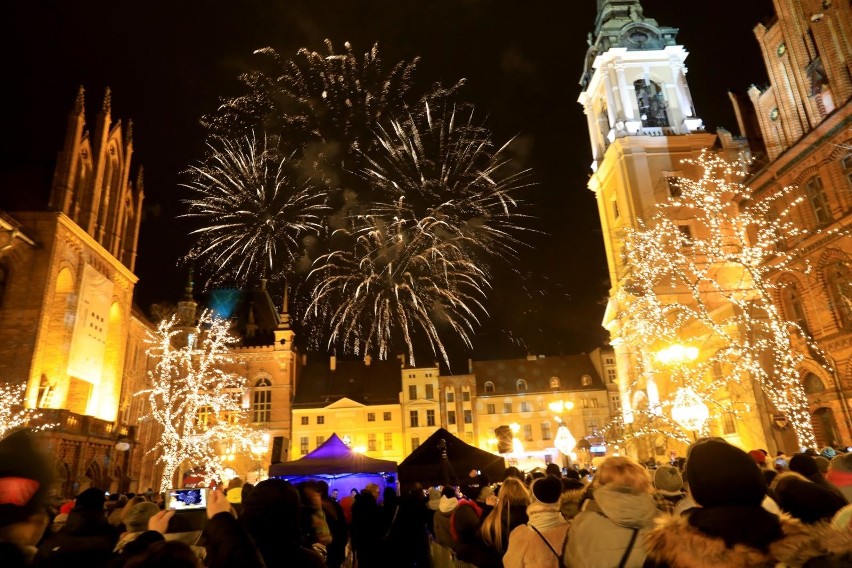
0,87,144,496
734,0,852,449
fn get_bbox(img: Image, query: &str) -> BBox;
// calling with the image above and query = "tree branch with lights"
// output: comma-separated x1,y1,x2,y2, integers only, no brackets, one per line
0,383,50,438
137,310,260,491
609,150,825,449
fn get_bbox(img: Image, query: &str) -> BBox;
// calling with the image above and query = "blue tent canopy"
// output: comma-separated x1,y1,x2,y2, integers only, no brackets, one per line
269,433,397,478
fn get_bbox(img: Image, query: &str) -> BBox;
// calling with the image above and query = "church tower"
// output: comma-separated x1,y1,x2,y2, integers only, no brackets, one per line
578,2,771,455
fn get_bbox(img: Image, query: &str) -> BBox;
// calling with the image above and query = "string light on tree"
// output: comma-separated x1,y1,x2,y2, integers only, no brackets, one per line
0,383,50,438
670,386,710,433
606,150,830,449
137,310,261,491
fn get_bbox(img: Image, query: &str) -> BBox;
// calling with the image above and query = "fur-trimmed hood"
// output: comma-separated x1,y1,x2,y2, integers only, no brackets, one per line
644,511,851,568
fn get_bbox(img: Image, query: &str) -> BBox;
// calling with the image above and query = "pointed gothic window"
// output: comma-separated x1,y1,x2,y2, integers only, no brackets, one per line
805,175,831,226
780,283,809,334
826,260,852,328
634,79,669,128
252,378,272,423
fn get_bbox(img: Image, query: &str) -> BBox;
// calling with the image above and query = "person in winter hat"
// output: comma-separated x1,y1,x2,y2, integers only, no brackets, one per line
644,438,828,568
503,476,568,568
789,453,848,502
36,486,120,568
433,486,458,548
748,449,769,469
826,453,852,502
558,478,586,521
0,429,54,568
653,465,685,514
771,471,847,525
565,456,658,568
821,447,838,460
114,501,161,552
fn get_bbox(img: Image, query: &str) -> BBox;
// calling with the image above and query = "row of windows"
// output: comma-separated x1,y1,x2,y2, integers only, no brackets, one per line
300,433,395,455
481,375,593,394
484,398,603,414
779,262,852,332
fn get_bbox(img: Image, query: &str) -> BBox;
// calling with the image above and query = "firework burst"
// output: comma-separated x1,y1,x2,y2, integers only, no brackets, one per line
306,212,490,366
182,132,327,284
362,101,534,260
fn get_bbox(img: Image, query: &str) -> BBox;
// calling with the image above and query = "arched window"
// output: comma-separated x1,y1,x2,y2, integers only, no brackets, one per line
826,261,852,328
803,373,826,395
516,379,528,393
549,377,560,389
634,79,669,127
581,374,593,387
805,175,831,225
252,378,272,423
780,283,809,333
484,381,495,394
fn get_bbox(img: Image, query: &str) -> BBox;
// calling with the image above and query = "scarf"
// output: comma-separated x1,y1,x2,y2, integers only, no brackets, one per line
526,502,567,531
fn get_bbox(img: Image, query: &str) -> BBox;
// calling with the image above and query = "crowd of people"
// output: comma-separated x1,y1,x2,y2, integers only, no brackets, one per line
2,427,852,567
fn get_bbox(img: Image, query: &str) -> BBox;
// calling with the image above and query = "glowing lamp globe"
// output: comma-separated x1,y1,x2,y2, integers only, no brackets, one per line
554,426,577,456
671,387,710,431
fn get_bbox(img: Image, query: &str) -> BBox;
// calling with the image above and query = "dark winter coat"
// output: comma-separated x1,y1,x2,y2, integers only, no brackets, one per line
350,491,388,568
36,508,120,568
643,507,852,568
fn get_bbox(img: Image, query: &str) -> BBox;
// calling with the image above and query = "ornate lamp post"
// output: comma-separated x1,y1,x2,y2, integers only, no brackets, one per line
548,400,577,461
671,386,710,436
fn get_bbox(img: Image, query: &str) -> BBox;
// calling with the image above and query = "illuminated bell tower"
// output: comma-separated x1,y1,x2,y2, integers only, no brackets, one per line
578,1,719,455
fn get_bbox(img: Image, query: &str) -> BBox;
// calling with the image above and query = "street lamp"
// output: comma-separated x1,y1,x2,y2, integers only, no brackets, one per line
671,386,710,433
548,400,576,457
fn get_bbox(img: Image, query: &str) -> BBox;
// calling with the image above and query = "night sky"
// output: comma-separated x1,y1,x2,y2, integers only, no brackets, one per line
1,0,775,363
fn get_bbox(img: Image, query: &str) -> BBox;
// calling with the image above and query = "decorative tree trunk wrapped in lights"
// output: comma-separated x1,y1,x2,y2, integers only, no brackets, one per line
138,310,259,491
608,150,826,450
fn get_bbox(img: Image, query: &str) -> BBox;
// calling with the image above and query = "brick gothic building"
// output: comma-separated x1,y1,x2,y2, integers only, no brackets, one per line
730,0,852,448
0,87,145,496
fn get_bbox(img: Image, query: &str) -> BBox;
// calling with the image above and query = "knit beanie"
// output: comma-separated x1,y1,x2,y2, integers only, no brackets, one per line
0,429,53,527
75,487,107,512
773,473,847,525
686,439,766,508
829,453,852,474
654,465,683,495
814,456,830,475
748,450,767,466
789,454,820,478
531,476,562,505
124,501,160,533
478,486,494,502
820,447,838,460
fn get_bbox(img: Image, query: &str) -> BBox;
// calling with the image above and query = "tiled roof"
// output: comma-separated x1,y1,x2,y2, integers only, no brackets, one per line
472,354,604,395
294,357,402,408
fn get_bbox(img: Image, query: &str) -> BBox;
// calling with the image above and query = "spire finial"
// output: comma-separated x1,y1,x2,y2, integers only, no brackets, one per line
278,280,291,329
125,119,133,144
102,87,112,113
183,267,195,301
74,85,85,114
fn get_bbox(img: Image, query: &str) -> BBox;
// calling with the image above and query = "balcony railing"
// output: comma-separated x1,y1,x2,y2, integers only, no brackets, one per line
29,408,135,441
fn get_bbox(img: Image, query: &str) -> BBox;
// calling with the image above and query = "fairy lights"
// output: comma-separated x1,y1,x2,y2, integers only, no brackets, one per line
608,151,824,449
0,383,48,438
137,310,260,491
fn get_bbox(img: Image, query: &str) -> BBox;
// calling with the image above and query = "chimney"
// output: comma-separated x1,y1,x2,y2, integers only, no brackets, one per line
364,355,372,366
468,358,473,374
330,355,337,372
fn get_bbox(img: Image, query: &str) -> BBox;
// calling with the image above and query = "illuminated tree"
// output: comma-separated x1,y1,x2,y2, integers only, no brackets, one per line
138,310,259,491
611,150,823,449
0,383,47,438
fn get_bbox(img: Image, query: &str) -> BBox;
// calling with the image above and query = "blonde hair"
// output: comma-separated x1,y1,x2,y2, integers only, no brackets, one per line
480,477,530,552
595,456,652,493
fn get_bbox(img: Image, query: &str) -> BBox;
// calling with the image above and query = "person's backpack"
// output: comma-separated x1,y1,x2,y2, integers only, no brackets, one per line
528,524,569,568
